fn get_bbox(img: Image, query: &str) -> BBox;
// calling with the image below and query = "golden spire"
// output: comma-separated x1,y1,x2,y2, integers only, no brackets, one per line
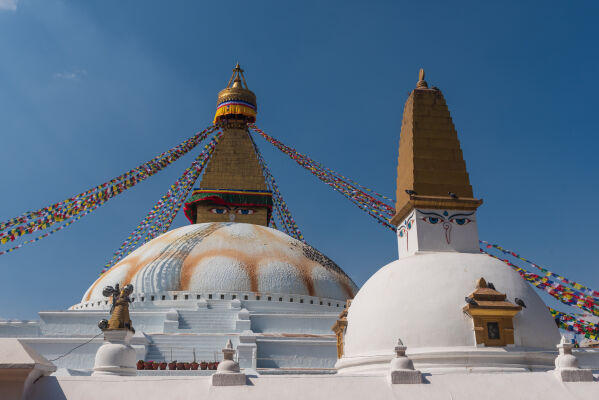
185,65,272,226
390,70,482,225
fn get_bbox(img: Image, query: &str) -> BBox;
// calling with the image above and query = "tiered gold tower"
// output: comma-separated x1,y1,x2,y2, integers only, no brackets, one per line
391,69,482,225
184,64,272,226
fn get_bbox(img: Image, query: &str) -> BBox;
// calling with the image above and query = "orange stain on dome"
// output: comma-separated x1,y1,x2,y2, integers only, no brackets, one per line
180,248,258,292
339,278,355,299
179,245,318,296
257,253,317,297
177,225,354,297
151,229,187,245
121,249,188,287
89,224,354,301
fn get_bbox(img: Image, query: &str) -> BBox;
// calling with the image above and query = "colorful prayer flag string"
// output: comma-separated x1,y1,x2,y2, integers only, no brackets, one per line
481,248,599,317
480,240,599,300
0,125,218,244
249,124,396,231
549,307,599,341
249,134,304,242
0,201,108,256
100,132,222,274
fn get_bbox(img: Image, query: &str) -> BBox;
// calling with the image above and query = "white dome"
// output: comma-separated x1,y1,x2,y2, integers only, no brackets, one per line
339,252,560,373
79,223,357,305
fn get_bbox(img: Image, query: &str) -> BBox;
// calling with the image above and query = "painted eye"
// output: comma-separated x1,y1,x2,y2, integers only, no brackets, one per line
422,216,442,224
236,209,254,215
407,220,413,230
210,208,228,214
451,218,472,226
398,228,406,238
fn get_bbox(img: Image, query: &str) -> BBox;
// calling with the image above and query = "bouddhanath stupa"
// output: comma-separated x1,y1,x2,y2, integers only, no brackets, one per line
0,67,597,399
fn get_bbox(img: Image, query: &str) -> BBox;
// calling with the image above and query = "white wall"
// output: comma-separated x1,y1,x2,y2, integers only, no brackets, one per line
397,209,480,258
256,337,337,368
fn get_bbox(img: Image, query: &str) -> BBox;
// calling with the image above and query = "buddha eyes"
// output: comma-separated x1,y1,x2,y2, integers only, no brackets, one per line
421,216,473,225
422,216,442,224
210,207,254,215
236,209,254,215
450,218,472,226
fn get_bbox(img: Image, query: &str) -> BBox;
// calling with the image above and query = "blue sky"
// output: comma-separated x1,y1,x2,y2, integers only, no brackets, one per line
0,1,598,319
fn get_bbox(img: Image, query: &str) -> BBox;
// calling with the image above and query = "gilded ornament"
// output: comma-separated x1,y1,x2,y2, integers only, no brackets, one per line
98,283,135,332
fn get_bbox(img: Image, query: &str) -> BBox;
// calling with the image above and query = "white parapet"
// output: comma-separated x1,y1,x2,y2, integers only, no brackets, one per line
130,330,150,362
236,308,251,331
237,330,257,370
163,309,179,333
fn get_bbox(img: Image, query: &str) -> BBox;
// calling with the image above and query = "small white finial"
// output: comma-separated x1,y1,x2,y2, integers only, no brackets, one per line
221,339,236,361
394,338,407,357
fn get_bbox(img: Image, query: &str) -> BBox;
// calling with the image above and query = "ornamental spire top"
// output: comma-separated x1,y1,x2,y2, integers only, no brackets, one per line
416,68,428,89
214,63,257,125
227,63,250,90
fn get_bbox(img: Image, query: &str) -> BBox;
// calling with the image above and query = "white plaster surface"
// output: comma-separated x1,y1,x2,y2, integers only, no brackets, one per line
188,260,253,292
26,372,599,400
0,338,56,400
92,330,136,376
311,265,352,301
257,262,307,295
397,209,480,258
340,252,561,372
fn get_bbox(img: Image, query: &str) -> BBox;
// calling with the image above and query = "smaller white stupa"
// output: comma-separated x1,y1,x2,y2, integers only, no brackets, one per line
211,339,247,386
554,335,593,382
336,69,561,375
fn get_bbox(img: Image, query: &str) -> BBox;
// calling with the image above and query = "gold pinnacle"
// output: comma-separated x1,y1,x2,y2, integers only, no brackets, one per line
416,68,428,89
227,63,245,88
475,277,487,289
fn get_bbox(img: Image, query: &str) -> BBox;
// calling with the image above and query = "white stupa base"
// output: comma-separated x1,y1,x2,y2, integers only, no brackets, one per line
390,369,422,384
337,346,557,375
92,330,136,377
211,372,247,386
